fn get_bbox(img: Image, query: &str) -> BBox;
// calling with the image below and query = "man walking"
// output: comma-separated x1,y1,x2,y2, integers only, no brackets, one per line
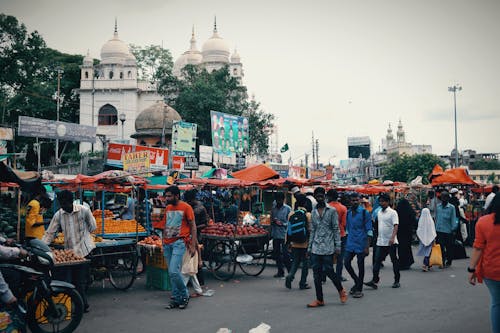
365,193,401,289
435,191,457,268
161,186,198,310
344,192,372,298
307,187,347,307
327,189,347,281
271,191,292,278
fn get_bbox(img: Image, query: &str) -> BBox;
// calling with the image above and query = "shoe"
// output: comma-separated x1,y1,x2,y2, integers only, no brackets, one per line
285,277,292,289
274,273,285,278
178,298,189,310
307,300,325,308
364,280,378,290
165,301,179,309
352,291,364,298
422,265,429,272
349,287,356,295
339,289,348,304
444,262,452,268
84,304,90,313
299,284,311,290
392,282,400,288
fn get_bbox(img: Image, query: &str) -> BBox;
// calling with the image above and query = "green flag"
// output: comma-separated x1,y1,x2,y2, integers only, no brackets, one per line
280,143,289,153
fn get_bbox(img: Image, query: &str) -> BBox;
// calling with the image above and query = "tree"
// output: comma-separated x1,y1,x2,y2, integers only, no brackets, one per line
383,153,446,184
129,44,173,83
470,158,500,170
245,97,274,156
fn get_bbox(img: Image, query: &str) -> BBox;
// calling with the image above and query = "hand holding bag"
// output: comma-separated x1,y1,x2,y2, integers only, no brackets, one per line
181,250,198,275
429,243,443,268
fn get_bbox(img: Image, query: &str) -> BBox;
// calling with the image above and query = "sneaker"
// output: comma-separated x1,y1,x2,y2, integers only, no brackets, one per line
165,301,179,309
299,284,311,290
364,280,378,290
285,277,292,289
352,291,364,298
349,287,356,295
392,282,400,288
307,300,325,308
178,298,189,310
339,289,348,304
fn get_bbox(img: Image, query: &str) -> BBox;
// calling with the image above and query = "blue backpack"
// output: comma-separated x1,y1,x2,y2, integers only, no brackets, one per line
287,209,307,243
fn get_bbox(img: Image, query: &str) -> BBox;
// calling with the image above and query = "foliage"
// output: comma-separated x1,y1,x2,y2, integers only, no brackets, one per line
487,172,497,184
383,153,446,184
470,158,500,170
244,98,274,156
129,44,173,82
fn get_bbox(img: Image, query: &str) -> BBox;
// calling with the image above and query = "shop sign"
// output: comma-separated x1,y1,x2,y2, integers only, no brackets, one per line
172,121,197,156
199,145,213,163
122,151,150,176
18,116,96,143
184,156,199,170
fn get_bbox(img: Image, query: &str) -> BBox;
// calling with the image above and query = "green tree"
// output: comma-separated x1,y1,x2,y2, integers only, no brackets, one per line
129,44,173,82
383,153,446,184
245,97,274,156
470,158,500,170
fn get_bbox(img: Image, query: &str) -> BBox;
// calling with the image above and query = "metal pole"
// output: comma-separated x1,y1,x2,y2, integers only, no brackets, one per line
453,89,458,168
56,69,61,165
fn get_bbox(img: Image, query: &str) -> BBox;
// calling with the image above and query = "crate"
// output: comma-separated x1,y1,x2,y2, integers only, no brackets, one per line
146,266,171,291
145,250,168,270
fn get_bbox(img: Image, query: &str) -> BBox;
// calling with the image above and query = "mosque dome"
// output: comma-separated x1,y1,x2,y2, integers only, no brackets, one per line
201,19,230,63
131,101,182,139
100,22,135,64
173,54,189,77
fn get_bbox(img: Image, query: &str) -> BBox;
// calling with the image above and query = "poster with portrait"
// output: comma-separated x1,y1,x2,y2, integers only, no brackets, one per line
210,110,249,156
172,121,197,156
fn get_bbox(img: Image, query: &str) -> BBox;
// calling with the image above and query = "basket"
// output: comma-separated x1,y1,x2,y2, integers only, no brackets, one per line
146,266,171,291
145,251,168,270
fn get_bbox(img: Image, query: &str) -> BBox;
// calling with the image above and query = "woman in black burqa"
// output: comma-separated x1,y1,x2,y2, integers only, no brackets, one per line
396,198,416,270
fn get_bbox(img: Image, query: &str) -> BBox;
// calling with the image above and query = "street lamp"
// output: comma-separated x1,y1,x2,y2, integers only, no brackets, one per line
448,84,462,168
119,113,126,140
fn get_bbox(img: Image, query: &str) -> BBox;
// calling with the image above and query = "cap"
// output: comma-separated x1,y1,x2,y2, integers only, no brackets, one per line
450,188,459,194
290,186,300,194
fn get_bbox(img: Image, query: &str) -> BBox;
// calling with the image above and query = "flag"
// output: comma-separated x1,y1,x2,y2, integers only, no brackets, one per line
280,143,289,153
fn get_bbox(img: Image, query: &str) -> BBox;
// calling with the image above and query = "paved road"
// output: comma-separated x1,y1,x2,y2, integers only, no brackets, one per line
79,247,490,333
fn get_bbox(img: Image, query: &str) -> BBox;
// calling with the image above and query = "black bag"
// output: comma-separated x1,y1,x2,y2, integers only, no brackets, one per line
287,209,307,243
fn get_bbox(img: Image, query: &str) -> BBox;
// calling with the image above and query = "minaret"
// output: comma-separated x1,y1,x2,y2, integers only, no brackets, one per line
397,119,405,143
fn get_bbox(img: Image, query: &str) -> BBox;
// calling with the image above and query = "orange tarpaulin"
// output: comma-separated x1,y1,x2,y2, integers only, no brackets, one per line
231,164,279,182
431,168,478,186
428,164,444,181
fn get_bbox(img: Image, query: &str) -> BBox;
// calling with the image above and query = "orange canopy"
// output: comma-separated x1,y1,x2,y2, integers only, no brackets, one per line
428,164,444,181
231,164,280,182
431,168,478,186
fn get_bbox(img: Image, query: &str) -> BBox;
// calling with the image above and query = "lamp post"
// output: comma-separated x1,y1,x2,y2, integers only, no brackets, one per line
448,84,462,168
55,67,63,165
119,113,126,141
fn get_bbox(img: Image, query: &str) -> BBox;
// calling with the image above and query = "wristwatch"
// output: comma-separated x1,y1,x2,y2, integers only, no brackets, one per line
467,267,476,273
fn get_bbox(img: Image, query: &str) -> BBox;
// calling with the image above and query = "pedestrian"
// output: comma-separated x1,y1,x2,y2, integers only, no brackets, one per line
365,193,401,289
435,191,457,268
25,192,51,241
285,193,311,290
291,186,313,212
427,190,439,221
327,189,348,281
271,191,292,278
468,194,500,333
42,190,96,313
344,192,372,298
416,208,436,272
306,187,347,307
396,198,416,270
483,185,498,212
161,186,198,310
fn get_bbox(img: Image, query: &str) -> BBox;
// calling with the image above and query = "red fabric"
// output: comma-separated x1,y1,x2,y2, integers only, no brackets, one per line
232,164,279,181
428,164,444,181
431,168,478,186
161,201,195,245
473,213,500,282
329,202,347,237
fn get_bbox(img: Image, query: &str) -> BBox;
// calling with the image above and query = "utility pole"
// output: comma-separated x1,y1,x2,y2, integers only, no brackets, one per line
305,153,309,178
315,139,319,169
55,68,63,165
448,84,462,168
311,132,315,170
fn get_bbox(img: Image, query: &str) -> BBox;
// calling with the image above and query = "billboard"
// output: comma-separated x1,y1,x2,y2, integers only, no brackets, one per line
199,145,213,163
123,151,151,176
172,121,197,156
210,111,249,156
107,143,185,171
18,116,96,143
347,136,371,159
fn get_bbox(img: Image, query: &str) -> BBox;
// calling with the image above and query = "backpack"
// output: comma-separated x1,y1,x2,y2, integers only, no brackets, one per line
287,209,308,243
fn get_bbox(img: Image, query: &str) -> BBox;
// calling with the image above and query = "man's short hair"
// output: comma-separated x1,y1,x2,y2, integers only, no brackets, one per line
184,189,197,202
326,189,339,201
313,187,325,196
350,192,360,199
165,185,180,197
274,191,285,201
57,190,73,203
493,185,499,193
378,193,390,202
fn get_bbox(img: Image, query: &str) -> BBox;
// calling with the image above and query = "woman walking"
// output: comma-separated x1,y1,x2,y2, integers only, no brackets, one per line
396,198,416,270
416,208,436,271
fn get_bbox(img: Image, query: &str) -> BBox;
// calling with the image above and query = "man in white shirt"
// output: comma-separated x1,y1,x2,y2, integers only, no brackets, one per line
365,193,401,289
483,185,498,212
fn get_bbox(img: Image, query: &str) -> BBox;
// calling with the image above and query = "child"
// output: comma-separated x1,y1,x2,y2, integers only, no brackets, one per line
416,208,437,271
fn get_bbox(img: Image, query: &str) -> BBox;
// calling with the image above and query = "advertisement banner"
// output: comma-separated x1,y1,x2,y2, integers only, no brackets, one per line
122,151,150,176
107,143,168,169
210,111,249,156
172,121,197,156
289,165,306,179
0,128,13,141
18,116,96,143
199,145,213,163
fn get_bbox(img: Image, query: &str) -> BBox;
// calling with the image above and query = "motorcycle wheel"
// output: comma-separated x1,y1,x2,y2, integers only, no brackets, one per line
27,288,84,333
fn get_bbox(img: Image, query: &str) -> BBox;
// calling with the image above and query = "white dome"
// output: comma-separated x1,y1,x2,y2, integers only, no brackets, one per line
230,49,241,63
186,51,202,64
202,26,230,64
100,25,134,64
173,54,189,77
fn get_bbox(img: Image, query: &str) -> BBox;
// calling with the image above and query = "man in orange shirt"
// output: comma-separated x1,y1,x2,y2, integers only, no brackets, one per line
161,186,198,310
327,189,347,281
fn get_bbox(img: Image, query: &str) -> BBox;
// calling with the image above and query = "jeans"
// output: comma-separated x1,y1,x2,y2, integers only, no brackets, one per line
344,251,366,291
485,278,500,333
273,239,291,275
286,247,309,288
336,236,347,278
372,245,400,283
164,239,188,303
436,232,454,266
311,254,343,301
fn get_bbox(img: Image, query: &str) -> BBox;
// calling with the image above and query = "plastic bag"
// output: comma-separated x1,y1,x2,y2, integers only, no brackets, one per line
429,243,443,268
242,213,257,226
181,251,198,275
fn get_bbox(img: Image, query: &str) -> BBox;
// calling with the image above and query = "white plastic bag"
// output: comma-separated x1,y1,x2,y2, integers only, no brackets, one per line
181,251,198,275
242,212,257,226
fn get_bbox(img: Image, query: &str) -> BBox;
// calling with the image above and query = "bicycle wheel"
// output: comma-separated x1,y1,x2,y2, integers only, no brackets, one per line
108,247,138,290
207,240,236,281
238,237,268,276
27,288,84,333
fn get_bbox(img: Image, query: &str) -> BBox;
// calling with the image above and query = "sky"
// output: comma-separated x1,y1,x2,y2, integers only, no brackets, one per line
2,0,500,165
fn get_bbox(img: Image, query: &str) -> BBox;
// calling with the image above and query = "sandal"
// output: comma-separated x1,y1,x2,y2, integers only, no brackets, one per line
190,292,202,298
422,266,429,272
165,301,178,309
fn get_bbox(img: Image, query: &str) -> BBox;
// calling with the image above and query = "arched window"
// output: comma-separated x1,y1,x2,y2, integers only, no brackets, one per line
120,72,123,79
109,71,114,79
98,104,118,125
127,71,132,78
85,71,89,79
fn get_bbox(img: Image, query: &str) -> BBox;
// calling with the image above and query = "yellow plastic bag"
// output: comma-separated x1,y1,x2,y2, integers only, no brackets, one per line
429,243,443,268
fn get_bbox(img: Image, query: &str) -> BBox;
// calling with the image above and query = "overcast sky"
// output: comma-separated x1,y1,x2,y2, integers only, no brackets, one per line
2,0,499,164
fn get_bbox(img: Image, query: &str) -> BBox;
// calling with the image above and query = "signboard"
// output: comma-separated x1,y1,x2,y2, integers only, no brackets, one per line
210,111,249,156
236,153,246,169
122,151,151,176
172,156,185,170
172,121,197,156
347,136,371,159
0,127,13,141
107,143,168,169
18,116,96,143
289,165,306,179
184,156,199,170
270,164,289,178
199,145,213,163
0,141,7,155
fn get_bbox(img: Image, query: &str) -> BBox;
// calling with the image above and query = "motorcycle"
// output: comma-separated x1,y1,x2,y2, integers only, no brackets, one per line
0,239,84,333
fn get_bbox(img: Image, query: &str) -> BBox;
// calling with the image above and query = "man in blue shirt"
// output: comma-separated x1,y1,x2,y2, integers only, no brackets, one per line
271,191,291,278
344,192,372,298
435,191,457,268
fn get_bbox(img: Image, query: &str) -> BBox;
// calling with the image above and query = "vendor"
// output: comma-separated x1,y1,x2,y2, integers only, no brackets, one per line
120,195,135,220
25,192,52,241
42,190,96,313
